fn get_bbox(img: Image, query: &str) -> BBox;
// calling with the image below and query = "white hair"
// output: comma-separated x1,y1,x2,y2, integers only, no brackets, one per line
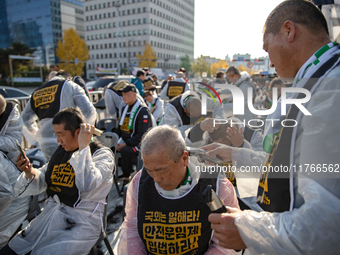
140,125,186,162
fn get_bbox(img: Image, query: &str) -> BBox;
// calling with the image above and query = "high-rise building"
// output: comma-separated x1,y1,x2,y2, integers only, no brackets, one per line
0,0,84,67
84,0,194,79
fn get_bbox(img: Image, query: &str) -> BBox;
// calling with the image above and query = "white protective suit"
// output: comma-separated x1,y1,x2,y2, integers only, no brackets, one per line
234,44,340,254
0,104,23,163
8,146,114,255
22,77,96,161
160,77,190,101
0,152,30,249
221,72,256,123
160,90,224,137
118,157,238,255
145,96,164,123
185,118,266,208
104,87,123,117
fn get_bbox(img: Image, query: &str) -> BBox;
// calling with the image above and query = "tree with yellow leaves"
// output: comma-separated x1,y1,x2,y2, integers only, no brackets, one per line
210,60,229,76
136,44,157,68
238,64,247,72
56,28,89,76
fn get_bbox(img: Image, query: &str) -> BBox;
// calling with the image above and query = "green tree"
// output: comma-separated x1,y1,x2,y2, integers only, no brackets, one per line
180,54,192,73
136,44,157,69
56,28,89,76
192,55,211,77
0,42,35,81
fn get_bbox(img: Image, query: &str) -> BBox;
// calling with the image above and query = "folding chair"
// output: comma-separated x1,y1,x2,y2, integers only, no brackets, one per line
96,132,121,196
96,118,118,133
89,195,114,255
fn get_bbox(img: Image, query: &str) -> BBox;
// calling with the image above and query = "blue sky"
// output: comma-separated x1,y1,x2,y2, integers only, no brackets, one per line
194,0,286,60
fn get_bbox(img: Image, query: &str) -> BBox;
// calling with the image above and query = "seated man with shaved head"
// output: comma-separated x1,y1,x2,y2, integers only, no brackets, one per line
160,90,223,137
118,125,239,255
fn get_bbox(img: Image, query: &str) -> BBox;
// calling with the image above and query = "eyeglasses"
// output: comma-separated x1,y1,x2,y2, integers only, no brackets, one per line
18,175,35,196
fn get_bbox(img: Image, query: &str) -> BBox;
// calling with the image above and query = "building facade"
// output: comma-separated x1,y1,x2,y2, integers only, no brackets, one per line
84,0,195,79
0,0,84,67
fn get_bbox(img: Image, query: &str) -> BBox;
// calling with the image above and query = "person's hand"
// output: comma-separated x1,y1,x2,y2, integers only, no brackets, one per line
209,206,247,250
151,105,157,113
16,153,34,179
117,143,126,152
200,118,219,133
30,145,37,149
78,123,94,151
200,143,233,162
227,126,244,147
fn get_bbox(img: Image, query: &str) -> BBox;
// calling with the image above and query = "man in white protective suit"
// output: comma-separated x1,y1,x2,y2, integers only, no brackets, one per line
0,107,114,255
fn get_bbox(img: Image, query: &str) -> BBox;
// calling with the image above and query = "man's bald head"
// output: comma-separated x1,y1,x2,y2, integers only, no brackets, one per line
0,95,6,115
185,97,201,118
264,0,329,37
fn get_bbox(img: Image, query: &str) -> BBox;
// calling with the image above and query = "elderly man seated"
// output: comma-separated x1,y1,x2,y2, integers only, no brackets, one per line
118,125,239,255
0,107,114,255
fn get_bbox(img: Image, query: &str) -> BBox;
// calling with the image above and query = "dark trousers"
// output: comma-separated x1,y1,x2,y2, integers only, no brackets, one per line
120,146,139,178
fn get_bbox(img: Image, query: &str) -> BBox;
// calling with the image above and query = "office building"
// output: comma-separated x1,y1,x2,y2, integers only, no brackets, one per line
84,0,195,79
0,0,84,66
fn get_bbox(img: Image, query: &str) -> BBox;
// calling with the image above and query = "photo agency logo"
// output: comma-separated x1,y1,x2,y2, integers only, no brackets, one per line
197,83,223,114
200,84,312,128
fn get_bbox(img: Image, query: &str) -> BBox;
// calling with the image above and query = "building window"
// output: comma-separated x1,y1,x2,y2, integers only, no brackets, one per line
138,30,142,35
138,19,141,24
128,31,131,36
127,10,130,15
143,29,147,34
143,7,146,12
133,30,136,35
133,20,136,25
143,18,147,24
138,8,141,13
132,9,135,14
128,20,131,26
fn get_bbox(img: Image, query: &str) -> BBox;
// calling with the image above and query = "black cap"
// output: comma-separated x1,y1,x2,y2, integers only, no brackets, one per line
119,84,137,93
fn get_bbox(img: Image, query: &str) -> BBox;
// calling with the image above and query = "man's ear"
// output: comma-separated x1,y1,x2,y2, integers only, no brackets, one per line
283,20,296,43
182,151,189,166
75,128,81,137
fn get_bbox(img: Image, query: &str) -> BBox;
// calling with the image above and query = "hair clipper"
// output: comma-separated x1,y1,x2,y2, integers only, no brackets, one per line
202,185,227,213
187,147,223,164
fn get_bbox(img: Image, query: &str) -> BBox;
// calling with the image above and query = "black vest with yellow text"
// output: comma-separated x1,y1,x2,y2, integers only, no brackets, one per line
257,53,340,212
31,79,65,120
167,81,187,99
45,142,102,207
137,168,217,255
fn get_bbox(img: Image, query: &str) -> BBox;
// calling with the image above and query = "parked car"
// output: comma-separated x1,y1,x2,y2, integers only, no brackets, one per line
0,86,30,98
85,81,96,92
91,75,134,91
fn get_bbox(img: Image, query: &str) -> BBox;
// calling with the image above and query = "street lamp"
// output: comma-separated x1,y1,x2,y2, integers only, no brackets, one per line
115,1,121,75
